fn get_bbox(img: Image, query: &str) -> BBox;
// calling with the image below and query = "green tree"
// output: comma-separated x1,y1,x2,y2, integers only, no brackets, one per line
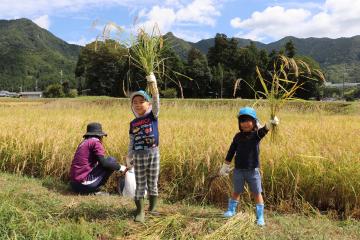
161,45,188,98
211,63,224,98
207,33,229,67
43,84,65,98
75,40,128,96
235,42,269,98
186,48,212,98
285,40,296,58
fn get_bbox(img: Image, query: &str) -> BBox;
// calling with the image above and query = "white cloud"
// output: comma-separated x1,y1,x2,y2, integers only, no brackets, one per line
135,0,221,40
0,0,221,42
140,6,177,33
164,0,183,8
230,0,360,42
230,17,241,28
0,0,157,19
33,15,50,30
176,0,221,26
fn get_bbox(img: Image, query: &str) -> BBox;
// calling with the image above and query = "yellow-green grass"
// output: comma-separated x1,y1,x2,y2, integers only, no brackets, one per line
1,172,360,239
0,98,359,218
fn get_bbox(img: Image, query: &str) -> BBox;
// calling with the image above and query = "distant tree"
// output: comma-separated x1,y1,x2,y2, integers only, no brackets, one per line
236,42,269,98
207,33,229,66
43,84,65,98
161,45,188,98
67,89,78,98
75,40,128,96
62,81,70,95
186,48,212,98
285,40,296,58
211,63,224,98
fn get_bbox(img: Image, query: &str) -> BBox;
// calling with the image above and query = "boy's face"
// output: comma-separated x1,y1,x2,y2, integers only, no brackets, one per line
132,95,150,116
239,116,255,132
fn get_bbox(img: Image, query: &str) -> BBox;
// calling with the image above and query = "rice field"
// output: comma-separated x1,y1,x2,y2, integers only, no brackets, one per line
0,97,359,219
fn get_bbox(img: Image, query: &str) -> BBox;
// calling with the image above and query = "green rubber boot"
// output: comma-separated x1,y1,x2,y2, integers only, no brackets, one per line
149,195,158,215
134,198,145,223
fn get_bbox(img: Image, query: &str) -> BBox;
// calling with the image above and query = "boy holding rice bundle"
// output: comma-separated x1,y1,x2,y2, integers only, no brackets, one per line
127,72,160,223
219,107,279,226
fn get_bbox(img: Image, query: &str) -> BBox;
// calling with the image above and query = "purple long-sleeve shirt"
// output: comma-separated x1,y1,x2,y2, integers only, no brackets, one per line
70,137,105,182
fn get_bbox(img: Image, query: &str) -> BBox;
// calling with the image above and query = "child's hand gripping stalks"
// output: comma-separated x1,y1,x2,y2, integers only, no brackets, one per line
265,116,280,130
146,72,158,96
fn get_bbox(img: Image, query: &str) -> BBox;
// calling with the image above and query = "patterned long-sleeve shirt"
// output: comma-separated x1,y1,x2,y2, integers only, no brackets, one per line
128,81,160,155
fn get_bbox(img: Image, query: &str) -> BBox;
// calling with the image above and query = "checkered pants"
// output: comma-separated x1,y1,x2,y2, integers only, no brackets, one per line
134,148,160,200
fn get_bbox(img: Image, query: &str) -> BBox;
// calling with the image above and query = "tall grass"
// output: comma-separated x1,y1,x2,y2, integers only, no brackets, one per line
0,98,359,218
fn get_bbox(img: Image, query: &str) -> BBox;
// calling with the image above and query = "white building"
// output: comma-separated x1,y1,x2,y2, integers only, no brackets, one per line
19,91,43,98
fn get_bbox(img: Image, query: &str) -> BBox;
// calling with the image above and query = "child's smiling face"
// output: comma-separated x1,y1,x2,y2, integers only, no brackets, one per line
239,116,255,132
132,95,150,116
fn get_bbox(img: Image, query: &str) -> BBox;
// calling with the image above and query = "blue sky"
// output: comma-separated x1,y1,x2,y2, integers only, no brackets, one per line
0,0,359,45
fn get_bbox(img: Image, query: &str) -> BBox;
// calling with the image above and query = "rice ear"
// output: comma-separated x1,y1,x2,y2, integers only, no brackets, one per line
297,59,312,75
289,58,299,77
233,78,241,97
313,69,326,82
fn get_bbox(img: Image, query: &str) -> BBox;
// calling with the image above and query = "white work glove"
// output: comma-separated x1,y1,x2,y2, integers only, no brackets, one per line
266,116,280,129
118,164,127,173
126,156,134,169
146,72,156,83
219,163,231,176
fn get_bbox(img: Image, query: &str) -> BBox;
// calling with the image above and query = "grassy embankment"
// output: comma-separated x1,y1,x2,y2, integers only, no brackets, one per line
1,172,360,239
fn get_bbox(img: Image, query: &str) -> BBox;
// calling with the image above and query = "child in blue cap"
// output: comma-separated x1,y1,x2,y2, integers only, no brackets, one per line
127,72,160,223
219,107,279,226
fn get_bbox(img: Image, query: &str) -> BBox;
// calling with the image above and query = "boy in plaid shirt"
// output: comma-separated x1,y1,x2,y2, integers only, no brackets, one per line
128,72,160,223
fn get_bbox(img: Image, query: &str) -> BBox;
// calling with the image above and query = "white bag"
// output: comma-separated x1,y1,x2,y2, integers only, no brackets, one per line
118,168,147,198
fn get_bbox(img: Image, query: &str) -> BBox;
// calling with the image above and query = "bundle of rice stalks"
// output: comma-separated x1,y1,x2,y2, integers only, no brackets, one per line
137,213,188,239
256,55,325,142
129,24,165,94
203,212,256,240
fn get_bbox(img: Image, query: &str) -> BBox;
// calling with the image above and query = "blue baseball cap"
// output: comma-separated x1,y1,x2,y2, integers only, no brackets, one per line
237,107,257,120
130,90,151,102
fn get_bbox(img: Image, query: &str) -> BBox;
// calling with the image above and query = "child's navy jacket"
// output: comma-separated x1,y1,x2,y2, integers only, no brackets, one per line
225,127,269,169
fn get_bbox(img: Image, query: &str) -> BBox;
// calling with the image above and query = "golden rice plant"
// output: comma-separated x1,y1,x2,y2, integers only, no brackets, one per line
129,24,165,94
203,212,256,240
256,55,325,142
129,24,164,75
0,98,359,219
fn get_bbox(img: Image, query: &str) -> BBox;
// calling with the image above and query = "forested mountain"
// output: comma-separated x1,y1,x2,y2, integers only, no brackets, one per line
166,33,360,83
0,18,81,91
1,18,359,94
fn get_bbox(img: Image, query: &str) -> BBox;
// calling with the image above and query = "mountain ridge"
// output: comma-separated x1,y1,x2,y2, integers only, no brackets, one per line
0,18,359,92
166,32,360,83
0,18,81,91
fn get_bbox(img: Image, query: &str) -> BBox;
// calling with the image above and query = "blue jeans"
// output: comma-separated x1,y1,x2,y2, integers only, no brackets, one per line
70,157,116,194
233,168,263,194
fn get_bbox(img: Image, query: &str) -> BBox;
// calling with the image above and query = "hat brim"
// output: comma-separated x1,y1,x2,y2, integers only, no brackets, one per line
237,114,257,121
130,91,151,102
83,132,107,137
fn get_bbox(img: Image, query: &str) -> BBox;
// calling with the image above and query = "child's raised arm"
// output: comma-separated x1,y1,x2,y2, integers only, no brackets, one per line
146,72,160,118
